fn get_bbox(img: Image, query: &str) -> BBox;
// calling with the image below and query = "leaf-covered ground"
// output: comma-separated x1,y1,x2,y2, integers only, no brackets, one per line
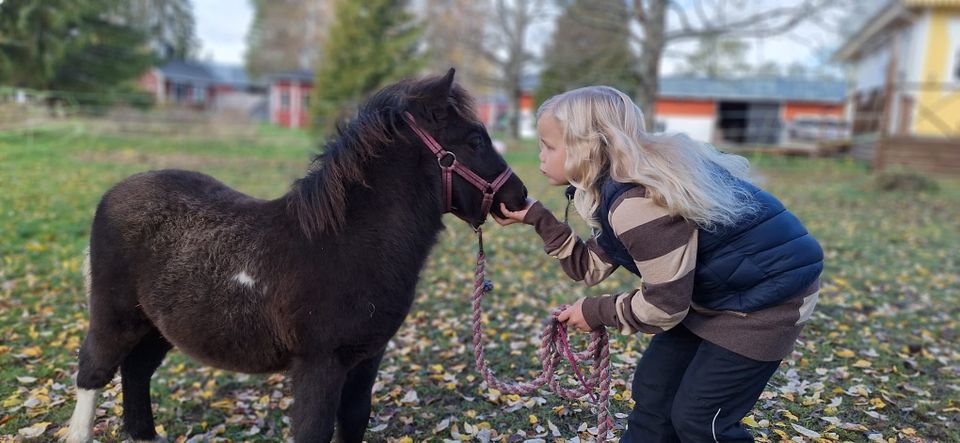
1,123,958,442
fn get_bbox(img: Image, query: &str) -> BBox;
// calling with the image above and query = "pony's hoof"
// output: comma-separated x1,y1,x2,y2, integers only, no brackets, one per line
61,426,92,443
133,437,167,443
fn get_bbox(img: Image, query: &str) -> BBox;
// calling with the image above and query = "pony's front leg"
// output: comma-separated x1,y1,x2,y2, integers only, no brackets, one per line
336,350,385,443
290,355,347,442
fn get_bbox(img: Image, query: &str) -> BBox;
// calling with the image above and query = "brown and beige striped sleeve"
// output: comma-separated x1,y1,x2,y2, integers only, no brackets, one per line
523,201,618,286
580,188,699,335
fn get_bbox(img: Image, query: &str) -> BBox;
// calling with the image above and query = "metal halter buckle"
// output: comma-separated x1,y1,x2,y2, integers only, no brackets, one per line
437,151,456,169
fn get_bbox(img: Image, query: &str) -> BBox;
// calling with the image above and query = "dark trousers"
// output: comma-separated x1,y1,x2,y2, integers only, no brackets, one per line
620,325,781,443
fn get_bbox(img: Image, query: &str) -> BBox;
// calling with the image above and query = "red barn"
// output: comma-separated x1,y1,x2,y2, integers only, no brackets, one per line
267,70,313,129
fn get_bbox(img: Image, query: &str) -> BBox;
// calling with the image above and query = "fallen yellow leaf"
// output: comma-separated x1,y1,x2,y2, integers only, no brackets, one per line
834,349,855,358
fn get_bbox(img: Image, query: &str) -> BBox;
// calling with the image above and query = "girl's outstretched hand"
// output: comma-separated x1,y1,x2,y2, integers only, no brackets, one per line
494,198,537,226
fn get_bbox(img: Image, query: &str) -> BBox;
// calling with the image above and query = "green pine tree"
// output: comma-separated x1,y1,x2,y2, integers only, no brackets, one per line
535,0,637,108
310,0,424,136
0,0,155,106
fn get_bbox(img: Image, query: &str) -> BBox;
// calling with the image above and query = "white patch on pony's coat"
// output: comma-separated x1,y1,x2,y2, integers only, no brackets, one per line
232,271,256,287
64,388,98,443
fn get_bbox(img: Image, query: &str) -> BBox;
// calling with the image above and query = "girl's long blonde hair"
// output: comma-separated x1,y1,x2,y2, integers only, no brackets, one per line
537,86,758,231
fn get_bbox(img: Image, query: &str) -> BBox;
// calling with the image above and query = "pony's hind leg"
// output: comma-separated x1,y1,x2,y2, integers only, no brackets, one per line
66,246,154,442
335,351,385,443
66,324,152,442
120,329,172,442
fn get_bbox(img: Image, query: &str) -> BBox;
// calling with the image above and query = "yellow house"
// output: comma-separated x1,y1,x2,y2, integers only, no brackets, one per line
834,0,960,137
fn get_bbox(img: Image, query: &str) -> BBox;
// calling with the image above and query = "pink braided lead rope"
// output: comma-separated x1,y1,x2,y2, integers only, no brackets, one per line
470,228,615,439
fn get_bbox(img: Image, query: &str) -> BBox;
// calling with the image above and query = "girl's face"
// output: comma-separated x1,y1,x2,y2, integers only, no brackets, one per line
537,112,569,186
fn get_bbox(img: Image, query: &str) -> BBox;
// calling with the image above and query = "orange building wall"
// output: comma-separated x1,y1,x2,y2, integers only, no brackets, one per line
520,94,534,111
655,99,716,116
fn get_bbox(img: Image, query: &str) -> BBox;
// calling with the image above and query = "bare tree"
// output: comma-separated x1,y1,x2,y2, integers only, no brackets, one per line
245,0,333,79
421,0,499,94
630,0,846,128
461,0,551,139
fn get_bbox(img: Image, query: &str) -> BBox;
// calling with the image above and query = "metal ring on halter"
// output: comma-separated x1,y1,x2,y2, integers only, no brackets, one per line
437,151,456,169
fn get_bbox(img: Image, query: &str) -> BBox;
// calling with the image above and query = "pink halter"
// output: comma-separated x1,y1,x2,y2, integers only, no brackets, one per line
403,111,513,222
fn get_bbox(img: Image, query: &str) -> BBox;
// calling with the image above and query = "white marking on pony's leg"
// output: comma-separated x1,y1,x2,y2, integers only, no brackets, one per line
232,271,256,287
64,388,98,443
82,246,92,302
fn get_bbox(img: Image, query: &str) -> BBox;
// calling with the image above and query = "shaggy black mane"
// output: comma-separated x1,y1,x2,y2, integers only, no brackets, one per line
288,76,478,240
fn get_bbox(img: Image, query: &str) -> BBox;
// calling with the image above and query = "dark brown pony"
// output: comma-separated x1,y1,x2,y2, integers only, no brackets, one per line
64,70,527,442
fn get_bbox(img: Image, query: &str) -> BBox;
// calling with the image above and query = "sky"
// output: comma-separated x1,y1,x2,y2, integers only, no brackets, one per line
192,0,881,74
193,0,254,65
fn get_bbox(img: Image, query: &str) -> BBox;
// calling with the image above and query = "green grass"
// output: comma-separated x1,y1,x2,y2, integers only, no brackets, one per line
1,123,958,442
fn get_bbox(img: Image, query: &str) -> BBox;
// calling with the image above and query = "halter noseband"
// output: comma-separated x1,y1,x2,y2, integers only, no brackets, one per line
403,111,513,223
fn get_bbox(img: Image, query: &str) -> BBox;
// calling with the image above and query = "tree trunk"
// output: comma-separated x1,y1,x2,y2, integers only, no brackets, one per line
510,86,522,139
634,0,667,132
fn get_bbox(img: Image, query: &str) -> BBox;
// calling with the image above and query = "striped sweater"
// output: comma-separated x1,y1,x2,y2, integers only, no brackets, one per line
523,188,819,362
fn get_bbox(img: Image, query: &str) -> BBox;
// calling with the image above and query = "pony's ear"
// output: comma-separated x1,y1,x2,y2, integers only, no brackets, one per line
431,68,455,100
417,68,456,125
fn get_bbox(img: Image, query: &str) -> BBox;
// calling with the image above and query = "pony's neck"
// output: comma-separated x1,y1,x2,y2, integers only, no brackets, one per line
351,145,444,237
287,134,446,256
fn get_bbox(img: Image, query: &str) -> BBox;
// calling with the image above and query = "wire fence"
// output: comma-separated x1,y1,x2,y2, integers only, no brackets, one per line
0,87,310,147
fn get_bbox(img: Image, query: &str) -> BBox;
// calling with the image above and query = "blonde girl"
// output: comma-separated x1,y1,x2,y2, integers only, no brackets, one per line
496,86,822,442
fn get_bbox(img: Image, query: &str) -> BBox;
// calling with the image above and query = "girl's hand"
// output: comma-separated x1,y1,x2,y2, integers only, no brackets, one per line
557,298,592,332
493,198,537,226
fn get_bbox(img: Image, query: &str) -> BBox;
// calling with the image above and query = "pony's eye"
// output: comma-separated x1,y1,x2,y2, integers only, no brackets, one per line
468,135,484,149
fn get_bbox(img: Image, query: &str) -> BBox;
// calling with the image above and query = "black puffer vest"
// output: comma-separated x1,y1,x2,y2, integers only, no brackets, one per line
594,177,823,312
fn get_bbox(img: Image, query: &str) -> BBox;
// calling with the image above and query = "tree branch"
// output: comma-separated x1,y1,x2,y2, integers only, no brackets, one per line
669,2,695,34
666,0,827,41
633,0,648,25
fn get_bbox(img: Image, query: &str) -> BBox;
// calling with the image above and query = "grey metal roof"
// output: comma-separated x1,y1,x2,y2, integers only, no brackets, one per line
659,77,846,103
268,69,314,82
158,61,254,87
159,60,216,83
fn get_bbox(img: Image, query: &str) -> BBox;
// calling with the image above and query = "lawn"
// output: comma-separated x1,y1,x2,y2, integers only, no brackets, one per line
1,122,958,442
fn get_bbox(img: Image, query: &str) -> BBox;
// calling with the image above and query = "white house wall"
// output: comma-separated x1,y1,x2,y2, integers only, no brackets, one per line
947,16,960,85
909,11,933,134
856,43,891,93
905,15,926,86
658,116,715,143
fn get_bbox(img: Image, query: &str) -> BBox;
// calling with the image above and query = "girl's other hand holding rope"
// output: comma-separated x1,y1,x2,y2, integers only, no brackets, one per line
557,298,592,332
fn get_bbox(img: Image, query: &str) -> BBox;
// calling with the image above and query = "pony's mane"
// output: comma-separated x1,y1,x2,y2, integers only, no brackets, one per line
289,76,478,240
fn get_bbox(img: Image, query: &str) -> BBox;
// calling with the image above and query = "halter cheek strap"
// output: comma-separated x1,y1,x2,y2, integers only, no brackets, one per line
403,111,514,220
